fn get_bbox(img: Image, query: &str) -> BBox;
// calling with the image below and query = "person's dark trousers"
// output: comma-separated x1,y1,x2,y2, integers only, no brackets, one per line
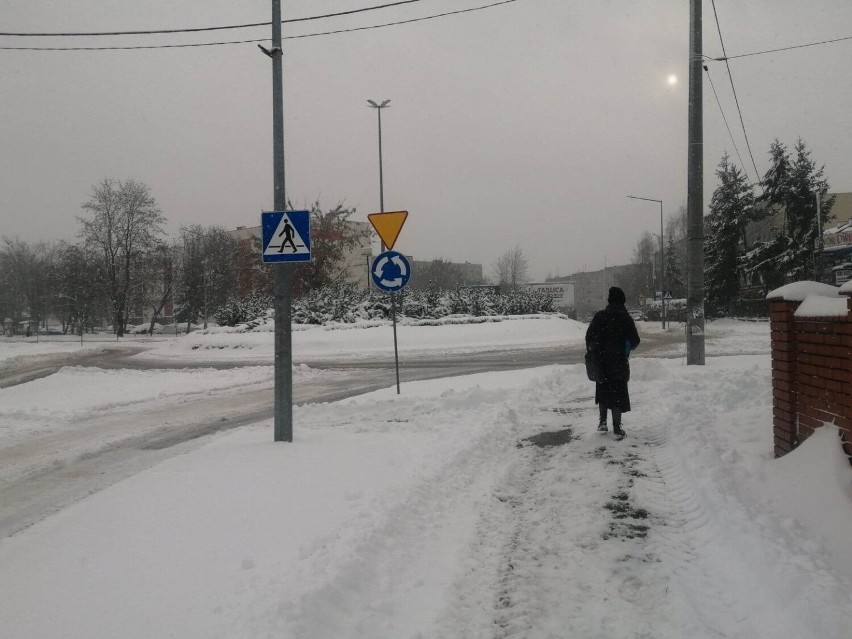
598,404,623,430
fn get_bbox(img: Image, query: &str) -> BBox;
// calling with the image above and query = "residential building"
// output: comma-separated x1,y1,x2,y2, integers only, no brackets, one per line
549,263,649,321
228,220,374,296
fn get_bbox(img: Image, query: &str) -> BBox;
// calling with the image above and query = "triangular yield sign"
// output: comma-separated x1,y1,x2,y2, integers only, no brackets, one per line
368,210,408,251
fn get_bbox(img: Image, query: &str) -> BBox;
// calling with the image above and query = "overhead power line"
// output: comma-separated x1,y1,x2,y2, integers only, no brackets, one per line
0,0,429,37
703,64,753,187
715,33,852,61
0,0,519,51
710,0,762,188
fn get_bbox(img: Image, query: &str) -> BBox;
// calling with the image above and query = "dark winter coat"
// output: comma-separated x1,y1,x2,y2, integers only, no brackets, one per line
585,304,641,412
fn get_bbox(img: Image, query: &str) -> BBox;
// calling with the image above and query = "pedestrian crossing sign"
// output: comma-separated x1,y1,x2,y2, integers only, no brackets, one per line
261,211,311,263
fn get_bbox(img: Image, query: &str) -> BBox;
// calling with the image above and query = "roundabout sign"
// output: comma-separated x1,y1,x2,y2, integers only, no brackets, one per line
371,250,411,292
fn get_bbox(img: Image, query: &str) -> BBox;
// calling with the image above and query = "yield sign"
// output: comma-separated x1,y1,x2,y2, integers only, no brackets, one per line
368,210,408,251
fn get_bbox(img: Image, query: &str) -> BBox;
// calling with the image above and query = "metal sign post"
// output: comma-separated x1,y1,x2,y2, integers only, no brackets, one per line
371,249,412,394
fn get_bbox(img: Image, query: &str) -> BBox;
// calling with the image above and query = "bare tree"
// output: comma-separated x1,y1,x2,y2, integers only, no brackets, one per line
631,232,658,299
492,244,529,291
134,241,177,335
53,242,103,333
1,238,54,332
175,225,237,329
665,204,688,243
78,179,166,336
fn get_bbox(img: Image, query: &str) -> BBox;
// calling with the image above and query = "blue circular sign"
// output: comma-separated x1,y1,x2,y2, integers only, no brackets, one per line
371,250,412,292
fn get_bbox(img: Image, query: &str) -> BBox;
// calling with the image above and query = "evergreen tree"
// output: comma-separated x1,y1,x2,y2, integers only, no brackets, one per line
704,154,754,312
744,139,834,287
664,234,684,298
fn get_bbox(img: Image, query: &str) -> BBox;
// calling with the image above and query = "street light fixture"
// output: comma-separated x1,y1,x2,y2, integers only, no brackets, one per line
367,99,391,226
627,195,666,329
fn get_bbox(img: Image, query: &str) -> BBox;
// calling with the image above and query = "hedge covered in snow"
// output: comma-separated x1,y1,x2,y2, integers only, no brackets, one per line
213,283,557,327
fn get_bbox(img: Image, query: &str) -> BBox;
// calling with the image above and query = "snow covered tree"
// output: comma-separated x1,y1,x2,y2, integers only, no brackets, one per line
53,242,104,333
0,238,54,331
704,154,755,312
664,234,685,298
77,179,166,336
174,226,237,329
743,139,834,289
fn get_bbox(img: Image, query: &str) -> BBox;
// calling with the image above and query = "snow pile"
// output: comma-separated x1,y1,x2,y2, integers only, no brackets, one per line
0,366,275,445
1,355,850,638
766,281,839,301
794,295,849,317
0,341,109,368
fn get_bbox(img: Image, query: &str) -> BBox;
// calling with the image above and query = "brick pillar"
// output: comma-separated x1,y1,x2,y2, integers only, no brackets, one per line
842,290,852,460
769,299,799,457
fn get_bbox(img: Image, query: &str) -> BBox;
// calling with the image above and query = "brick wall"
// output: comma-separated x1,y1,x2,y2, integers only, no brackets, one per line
768,289,852,460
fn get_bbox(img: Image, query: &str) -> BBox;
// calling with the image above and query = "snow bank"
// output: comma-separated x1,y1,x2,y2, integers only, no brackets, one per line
0,365,328,445
135,315,588,363
794,295,849,317
766,281,839,301
0,341,109,368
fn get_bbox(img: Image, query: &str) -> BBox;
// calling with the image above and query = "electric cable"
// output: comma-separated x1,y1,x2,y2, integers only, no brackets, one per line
703,64,754,187
0,0,430,37
0,0,519,51
716,34,852,61
711,0,762,187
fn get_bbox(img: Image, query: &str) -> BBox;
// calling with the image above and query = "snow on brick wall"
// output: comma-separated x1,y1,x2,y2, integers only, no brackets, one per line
769,288,852,461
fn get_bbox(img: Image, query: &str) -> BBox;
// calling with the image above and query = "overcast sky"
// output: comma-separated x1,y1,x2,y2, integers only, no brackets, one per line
1,0,850,281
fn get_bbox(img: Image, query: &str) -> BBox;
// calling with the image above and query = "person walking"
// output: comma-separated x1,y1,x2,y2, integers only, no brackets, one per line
585,286,640,439
277,219,298,253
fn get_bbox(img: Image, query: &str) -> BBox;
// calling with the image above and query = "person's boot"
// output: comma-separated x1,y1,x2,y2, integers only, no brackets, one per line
598,405,608,432
597,420,608,432
611,409,624,439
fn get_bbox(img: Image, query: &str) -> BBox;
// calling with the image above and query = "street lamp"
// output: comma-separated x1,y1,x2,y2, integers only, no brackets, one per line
627,195,666,329
367,99,391,225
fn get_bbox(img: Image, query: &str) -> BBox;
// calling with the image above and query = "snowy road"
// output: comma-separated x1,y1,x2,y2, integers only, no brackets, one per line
0,330,685,539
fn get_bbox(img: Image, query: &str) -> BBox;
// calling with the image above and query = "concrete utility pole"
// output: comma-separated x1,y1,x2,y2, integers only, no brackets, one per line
269,0,293,441
814,190,823,281
686,0,705,364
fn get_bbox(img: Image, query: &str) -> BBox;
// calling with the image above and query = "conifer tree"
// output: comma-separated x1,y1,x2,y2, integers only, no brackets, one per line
705,154,754,312
744,139,834,286
664,234,684,298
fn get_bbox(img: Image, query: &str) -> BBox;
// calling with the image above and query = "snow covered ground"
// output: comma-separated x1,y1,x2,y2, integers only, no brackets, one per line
134,314,588,363
1,319,850,638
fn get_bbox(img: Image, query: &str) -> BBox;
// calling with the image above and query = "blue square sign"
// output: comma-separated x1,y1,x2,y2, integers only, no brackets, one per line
261,211,311,263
